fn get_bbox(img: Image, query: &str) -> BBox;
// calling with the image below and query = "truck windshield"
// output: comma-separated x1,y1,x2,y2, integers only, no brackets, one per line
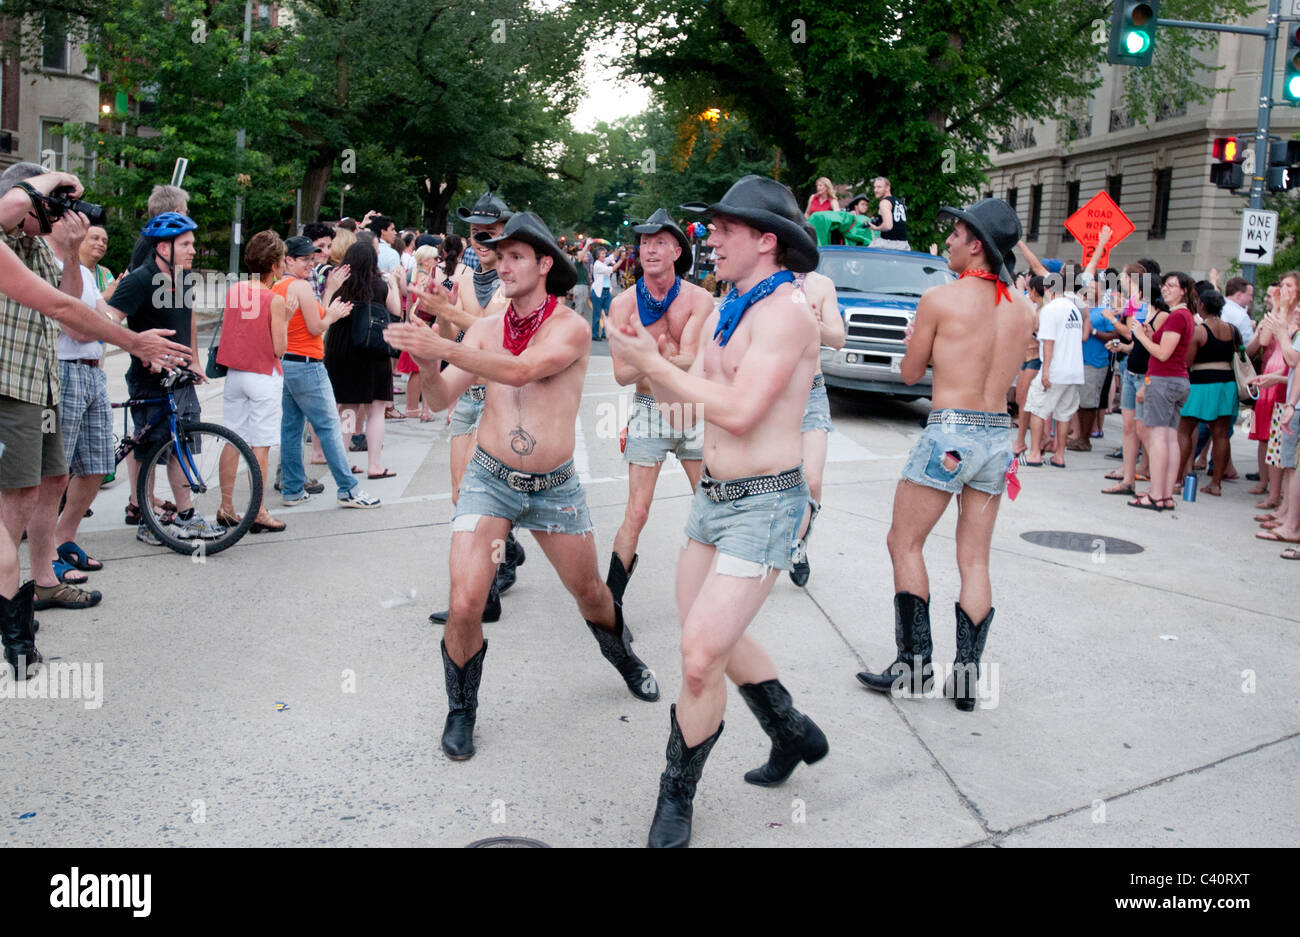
818,253,953,296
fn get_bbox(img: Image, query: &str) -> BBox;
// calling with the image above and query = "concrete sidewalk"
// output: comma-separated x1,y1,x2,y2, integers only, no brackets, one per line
3,352,1296,847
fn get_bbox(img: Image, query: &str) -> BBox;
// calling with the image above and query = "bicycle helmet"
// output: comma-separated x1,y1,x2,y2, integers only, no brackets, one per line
141,212,197,239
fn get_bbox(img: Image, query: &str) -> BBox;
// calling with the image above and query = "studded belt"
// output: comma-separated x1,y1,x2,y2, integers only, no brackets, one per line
811,373,825,389
633,393,656,408
927,408,1012,429
465,385,487,402
699,466,804,503
473,447,576,493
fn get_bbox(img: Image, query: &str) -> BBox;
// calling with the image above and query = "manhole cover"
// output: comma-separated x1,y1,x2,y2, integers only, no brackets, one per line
1020,530,1144,554
465,836,550,848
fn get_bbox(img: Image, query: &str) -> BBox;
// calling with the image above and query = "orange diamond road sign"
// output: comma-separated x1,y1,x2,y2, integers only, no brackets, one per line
1064,192,1135,270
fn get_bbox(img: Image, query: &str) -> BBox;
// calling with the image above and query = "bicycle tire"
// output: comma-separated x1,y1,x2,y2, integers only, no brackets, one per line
136,421,263,556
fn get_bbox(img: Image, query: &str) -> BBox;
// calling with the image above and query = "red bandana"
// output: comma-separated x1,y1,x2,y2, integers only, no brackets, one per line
960,268,1012,305
503,294,558,356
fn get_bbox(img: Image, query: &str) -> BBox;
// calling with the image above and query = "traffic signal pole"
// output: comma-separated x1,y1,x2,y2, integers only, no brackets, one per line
1154,0,1280,285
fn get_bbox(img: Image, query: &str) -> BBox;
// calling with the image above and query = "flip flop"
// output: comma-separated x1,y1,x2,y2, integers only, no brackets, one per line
1023,460,1044,467
52,559,89,585
368,469,398,479
1101,483,1135,495
1128,494,1164,511
351,465,363,474
1050,460,1067,468
56,541,103,572
1281,547,1300,560
1256,529,1300,542
1104,470,1125,481
1203,485,1222,496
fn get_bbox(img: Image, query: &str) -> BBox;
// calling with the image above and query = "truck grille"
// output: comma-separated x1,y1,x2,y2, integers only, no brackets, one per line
846,310,910,345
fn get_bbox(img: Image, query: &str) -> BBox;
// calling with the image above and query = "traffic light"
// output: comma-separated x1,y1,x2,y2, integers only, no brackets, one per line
1210,136,1244,190
1268,139,1300,191
1107,1,1160,67
1284,24,1300,104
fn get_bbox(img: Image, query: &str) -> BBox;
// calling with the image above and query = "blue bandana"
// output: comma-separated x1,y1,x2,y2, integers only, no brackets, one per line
636,276,681,326
713,270,795,346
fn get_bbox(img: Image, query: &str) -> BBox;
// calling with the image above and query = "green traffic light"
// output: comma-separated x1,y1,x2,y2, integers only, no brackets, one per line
1124,30,1151,55
1289,75,1300,101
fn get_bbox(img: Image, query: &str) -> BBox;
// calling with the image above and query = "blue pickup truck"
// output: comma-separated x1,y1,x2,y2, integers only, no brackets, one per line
816,246,955,400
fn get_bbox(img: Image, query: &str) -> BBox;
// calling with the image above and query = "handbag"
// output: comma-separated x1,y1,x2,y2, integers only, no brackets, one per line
1232,328,1259,404
205,312,228,379
350,300,398,359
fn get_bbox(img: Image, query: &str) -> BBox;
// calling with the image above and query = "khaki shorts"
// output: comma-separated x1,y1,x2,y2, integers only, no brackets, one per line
0,394,68,489
1024,376,1081,423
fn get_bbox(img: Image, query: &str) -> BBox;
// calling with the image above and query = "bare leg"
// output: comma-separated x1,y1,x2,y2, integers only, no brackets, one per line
530,528,614,626
797,429,829,539
886,480,954,598
218,442,240,515
449,429,477,505
1207,418,1230,491
1273,468,1300,539
1014,371,1036,451
1120,409,1137,484
53,474,103,546
681,459,703,491
251,446,272,519
1176,417,1197,483
404,370,423,415
953,486,1001,621
443,515,512,666
364,401,387,475
1028,414,1045,462
1052,419,1068,465
612,461,663,569
26,475,71,589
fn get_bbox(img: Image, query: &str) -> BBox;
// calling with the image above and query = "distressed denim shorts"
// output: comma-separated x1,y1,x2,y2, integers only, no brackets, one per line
802,375,834,433
901,410,1014,496
683,467,809,573
453,455,593,536
624,394,703,465
448,387,486,437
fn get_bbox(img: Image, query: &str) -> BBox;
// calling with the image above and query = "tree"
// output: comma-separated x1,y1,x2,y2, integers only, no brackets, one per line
596,0,1255,247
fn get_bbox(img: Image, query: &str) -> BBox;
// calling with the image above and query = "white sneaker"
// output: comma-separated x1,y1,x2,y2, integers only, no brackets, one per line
281,491,312,507
167,511,226,540
338,487,380,509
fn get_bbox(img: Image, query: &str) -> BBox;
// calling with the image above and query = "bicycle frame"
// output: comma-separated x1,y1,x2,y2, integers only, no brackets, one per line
110,390,206,492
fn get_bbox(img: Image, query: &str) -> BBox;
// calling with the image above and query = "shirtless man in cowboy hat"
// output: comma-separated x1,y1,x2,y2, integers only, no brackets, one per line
386,211,660,762
418,190,524,624
609,174,829,848
856,198,1035,712
606,208,714,603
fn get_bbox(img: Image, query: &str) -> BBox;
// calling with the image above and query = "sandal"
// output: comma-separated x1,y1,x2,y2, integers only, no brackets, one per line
384,406,406,420
1128,494,1164,511
216,509,242,527
1065,439,1091,452
56,541,103,572
33,581,102,610
52,560,89,585
124,502,141,526
1160,498,1176,510
1248,484,1269,495
1203,484,1222,496
1104,470,1125,481
249,514,287,534
1257,498,1282,510
367,468,398,479
1281,546,1300,560
1102,483,1136,495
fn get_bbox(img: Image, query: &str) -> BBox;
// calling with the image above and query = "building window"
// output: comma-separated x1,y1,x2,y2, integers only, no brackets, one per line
1063,181,1081,242
1107,174,1123,206
1027,185,1043,242
42,18,70,73
1007,187,1018,211
40,120,68,171
1149,168,1173,239
982,191,993,201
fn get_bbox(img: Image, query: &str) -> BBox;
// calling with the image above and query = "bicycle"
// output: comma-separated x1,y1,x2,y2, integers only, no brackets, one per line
111,368,263,556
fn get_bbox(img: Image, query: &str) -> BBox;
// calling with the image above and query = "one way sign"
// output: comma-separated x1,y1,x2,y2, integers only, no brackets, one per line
1238,209,1278,266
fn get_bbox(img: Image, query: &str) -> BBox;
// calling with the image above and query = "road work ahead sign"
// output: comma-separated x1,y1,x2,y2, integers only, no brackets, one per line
1064,192,1134,270
1238,210,1278,266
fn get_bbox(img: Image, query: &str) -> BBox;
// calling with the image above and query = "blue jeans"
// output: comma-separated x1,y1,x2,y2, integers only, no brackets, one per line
590,288,612,337
280,358,358,499
901,410,1014,495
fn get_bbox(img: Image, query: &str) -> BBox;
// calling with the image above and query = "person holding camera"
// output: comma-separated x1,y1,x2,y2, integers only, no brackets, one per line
0,166,191,677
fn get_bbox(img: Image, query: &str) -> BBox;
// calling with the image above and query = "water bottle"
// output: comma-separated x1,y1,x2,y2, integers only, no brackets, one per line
1182,473,1198,502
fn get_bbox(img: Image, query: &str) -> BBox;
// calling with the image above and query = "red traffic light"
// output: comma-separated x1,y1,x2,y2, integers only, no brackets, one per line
1212,137,1240,162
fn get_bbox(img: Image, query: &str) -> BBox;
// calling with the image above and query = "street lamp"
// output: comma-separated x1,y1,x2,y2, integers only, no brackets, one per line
340,183,351,219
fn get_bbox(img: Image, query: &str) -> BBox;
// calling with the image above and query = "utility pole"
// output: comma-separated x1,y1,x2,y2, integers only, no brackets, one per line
227,0,252,275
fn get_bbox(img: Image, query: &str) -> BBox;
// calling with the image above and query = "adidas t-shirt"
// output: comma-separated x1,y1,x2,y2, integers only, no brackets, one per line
1037,296,1085,385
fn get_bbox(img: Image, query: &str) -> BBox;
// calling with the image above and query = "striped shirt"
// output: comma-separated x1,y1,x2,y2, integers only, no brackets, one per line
0,231,63,405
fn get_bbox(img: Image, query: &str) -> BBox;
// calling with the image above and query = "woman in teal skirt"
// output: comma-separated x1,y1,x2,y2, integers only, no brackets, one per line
1178,291,1242,496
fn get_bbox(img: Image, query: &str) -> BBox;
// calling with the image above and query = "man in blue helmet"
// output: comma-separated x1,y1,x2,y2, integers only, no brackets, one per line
108,212,220,545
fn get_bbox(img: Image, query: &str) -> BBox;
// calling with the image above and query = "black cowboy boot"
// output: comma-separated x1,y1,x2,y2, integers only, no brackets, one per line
493,530,526,594
429,580,501,625
440,639,487,760
788,500,820,588
1,581,42,681
605,552,638,604
856,592,933,695
951,604,994,712
647,705,723,848
737,679,829,786
586,602,659,701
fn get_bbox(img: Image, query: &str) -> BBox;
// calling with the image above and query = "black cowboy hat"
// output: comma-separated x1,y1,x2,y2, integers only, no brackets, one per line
688,175,819,273
414,233,443,249
937,198,1021,287
477,211,577,296
844,193,871,213
456,189,514,225
632,208,692,276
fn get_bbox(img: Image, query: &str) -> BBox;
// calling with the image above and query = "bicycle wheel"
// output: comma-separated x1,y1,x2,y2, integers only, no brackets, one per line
136,421,263,556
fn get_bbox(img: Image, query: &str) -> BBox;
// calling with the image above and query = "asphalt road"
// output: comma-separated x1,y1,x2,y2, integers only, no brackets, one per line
4,344,1296,847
